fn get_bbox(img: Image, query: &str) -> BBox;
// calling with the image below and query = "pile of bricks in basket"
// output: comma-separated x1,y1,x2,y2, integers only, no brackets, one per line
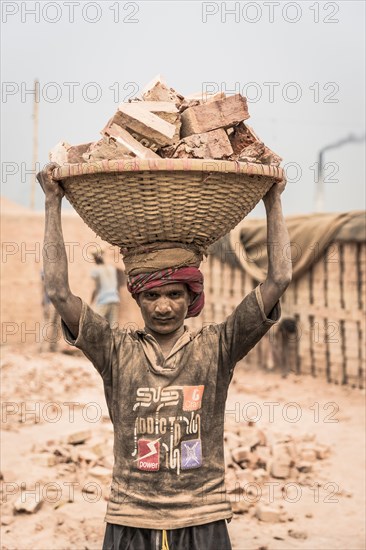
49,75,282,165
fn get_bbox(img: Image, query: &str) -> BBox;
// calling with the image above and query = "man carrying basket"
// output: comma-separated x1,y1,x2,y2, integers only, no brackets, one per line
38,163,291,550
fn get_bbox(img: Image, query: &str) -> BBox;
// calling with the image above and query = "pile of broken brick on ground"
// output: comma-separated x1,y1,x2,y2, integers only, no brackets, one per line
224,419,332,526
49,76,282,165
3,420,332,530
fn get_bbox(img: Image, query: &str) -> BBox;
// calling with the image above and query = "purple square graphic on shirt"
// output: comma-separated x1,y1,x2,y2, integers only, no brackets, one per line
181,438,202,470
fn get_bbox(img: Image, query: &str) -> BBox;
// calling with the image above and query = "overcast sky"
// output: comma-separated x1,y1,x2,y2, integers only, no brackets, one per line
1,0,365,216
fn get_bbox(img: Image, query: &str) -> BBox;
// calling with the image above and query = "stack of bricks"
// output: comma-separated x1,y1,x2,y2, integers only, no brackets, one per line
262,241,365,388
291,241,365,387
188,235,366,388
49,75,282,166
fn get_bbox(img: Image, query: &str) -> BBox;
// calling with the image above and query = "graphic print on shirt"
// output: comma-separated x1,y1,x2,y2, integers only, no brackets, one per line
132,385,204,474
136,438,161,471
183,385,204,411
181,438,202,469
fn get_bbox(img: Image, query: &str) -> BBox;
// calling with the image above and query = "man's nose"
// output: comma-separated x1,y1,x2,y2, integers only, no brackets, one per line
155,297,172,314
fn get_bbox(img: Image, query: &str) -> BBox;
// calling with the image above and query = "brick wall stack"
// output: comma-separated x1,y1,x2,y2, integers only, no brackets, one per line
187,237,366,389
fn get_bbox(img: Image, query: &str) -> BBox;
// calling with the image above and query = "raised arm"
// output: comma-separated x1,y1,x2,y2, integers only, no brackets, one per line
260,177,292,316
37,164,82,338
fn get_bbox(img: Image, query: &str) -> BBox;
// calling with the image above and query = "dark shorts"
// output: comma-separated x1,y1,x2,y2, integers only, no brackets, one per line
102,519,232,550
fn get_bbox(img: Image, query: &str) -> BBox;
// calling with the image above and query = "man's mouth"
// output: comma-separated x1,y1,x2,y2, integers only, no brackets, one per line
153,317,174,322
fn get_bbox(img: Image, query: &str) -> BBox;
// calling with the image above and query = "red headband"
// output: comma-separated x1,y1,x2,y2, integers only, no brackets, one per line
127,267,205,318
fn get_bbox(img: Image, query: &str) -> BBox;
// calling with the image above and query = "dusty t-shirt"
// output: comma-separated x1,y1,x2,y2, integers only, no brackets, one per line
62,285,280,529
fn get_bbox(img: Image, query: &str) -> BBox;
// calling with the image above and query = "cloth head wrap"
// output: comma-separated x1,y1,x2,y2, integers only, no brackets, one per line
127,266,204,318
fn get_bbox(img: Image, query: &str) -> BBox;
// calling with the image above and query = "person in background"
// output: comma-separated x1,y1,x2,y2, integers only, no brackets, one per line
90,250,124,328
275,316,298,377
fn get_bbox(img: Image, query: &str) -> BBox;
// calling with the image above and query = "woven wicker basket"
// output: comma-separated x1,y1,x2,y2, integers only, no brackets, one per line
53,158,283,251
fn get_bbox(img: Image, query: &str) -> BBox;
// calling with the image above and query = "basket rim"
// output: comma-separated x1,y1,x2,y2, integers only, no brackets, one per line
52,158,284,181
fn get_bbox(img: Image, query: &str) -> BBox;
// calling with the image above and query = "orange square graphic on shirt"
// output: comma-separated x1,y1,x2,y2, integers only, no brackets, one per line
182,385,204,411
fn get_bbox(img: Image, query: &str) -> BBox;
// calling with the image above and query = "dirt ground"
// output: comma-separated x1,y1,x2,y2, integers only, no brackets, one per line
1,344,365,550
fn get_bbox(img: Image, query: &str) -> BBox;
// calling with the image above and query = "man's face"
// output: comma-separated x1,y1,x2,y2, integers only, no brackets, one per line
137,283,190,335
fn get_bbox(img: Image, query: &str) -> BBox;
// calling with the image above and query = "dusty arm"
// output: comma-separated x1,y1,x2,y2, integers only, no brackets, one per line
260,177,292,316
38,164,82,338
